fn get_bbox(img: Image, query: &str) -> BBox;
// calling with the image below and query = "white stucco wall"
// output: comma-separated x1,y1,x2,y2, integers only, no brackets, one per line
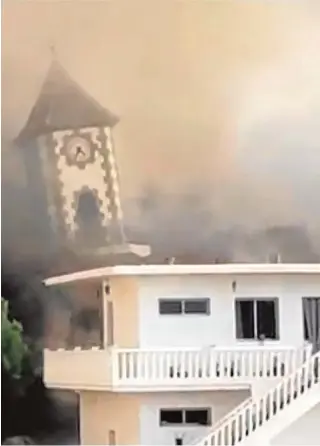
271,403,320,446
139,390,249,445
138,274,320,348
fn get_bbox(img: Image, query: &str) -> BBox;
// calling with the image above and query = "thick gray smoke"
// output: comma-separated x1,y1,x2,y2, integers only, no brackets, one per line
2,1,320,263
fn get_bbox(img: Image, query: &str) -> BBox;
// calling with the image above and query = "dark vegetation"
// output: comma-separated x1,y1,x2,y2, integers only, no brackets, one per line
1,263,77,444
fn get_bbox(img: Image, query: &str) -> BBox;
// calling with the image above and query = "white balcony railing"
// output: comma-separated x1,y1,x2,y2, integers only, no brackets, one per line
44,345,312,391
112,345,312,388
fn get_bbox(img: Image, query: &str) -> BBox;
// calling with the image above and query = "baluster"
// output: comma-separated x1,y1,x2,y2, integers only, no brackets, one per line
128,351,134,381
145,351,150,382
188,351,193,380
315,355,319,384
311,358,316,387
180,351,186,379
262,349,268,377
234,352,239,377
246,406,252,436
120,352,126,380
255,350,261,378
276,386,282,414
272,351,277,377
210,348,215,379
150,351,156,380
217,428,222,446
166,351,170,379
159,352,168,381
276,351,281,377
199,350,204,379
240,351,246,377
233,414,239,444
137,351,143,381
282,351,288,375
248,351,253,377
219,351,225,379
269,352,274,377
226,422,231,445
240,411,246,441
290,349,296,374
195,351,200,379
303,361,308,391
296,370,302,397
224,351,230,378
222,425,228,446
172,350,178,379
202,350,208,378
289,375,295,404
258,397,263,425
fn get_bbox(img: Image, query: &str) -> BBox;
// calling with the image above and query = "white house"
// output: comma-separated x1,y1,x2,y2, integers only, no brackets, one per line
43,263,320,445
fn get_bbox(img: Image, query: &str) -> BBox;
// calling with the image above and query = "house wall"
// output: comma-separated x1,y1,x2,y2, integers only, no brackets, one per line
271,403,320,445
138,274,320,348
139,390,250,445
79,389,249,445
109,276,140,348
79,391,140,445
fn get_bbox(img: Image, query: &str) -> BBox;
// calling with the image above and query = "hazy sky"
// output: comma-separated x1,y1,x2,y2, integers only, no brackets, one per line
2,0,320,231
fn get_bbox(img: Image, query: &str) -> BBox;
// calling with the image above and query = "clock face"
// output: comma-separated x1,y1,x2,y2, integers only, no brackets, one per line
66,137,92,165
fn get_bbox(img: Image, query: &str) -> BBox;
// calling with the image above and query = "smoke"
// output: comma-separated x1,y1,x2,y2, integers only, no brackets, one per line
1,1,320,264
2,1,320,263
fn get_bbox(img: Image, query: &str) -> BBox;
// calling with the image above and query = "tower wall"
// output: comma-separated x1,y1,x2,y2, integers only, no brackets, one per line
39,126,124,247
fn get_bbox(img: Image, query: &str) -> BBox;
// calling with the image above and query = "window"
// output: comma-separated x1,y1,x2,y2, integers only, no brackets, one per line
159,300,183,315
160,408,211,426
160,409,183,425
159,298,210,315
303,297,320,342
235,298,279,340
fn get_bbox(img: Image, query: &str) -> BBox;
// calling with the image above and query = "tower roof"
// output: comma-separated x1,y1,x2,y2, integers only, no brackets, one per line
15,61,119,146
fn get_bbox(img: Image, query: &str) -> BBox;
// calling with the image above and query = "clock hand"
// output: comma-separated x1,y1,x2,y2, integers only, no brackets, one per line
75,146,85,159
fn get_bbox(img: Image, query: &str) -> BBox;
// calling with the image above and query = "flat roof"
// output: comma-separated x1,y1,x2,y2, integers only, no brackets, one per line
44,263,320,286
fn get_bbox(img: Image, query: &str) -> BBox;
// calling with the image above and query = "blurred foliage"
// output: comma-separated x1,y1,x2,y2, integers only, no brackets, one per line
1,297,30,380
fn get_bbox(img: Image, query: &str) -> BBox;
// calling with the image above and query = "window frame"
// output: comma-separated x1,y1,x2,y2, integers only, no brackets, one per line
235,297,280,340
158,298,210,316
159,408,212,426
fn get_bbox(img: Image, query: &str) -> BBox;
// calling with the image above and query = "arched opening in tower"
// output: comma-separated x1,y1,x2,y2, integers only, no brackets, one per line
74,189,105,247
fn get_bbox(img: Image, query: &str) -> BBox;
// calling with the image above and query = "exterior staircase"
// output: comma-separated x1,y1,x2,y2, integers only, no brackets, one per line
194,352,320,446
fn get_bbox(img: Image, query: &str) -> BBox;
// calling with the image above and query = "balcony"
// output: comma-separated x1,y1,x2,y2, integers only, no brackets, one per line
44,345,312,392
44,347,113,390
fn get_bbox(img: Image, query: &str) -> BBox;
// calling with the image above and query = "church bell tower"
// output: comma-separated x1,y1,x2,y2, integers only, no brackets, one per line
15,60,149,259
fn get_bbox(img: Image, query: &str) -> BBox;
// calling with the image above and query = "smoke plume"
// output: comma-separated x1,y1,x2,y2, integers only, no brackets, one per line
2,1,320,263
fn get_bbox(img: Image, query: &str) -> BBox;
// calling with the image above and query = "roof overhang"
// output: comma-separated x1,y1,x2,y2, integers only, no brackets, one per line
44,263,320,286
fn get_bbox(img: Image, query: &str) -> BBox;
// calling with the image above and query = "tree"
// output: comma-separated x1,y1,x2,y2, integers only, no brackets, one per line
1,297,30,380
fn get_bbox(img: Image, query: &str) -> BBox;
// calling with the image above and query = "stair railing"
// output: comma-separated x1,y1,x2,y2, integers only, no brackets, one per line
195,352,320,446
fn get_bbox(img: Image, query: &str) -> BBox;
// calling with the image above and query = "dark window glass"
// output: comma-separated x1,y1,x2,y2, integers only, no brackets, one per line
159,300,183,315
160,410,183,425
236,300,254,339
185,409,211,425
303,297,320,341
184,299,210,315
257,300,278,339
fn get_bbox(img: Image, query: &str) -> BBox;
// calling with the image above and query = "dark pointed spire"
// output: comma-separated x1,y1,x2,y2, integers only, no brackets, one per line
15,60,119,146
